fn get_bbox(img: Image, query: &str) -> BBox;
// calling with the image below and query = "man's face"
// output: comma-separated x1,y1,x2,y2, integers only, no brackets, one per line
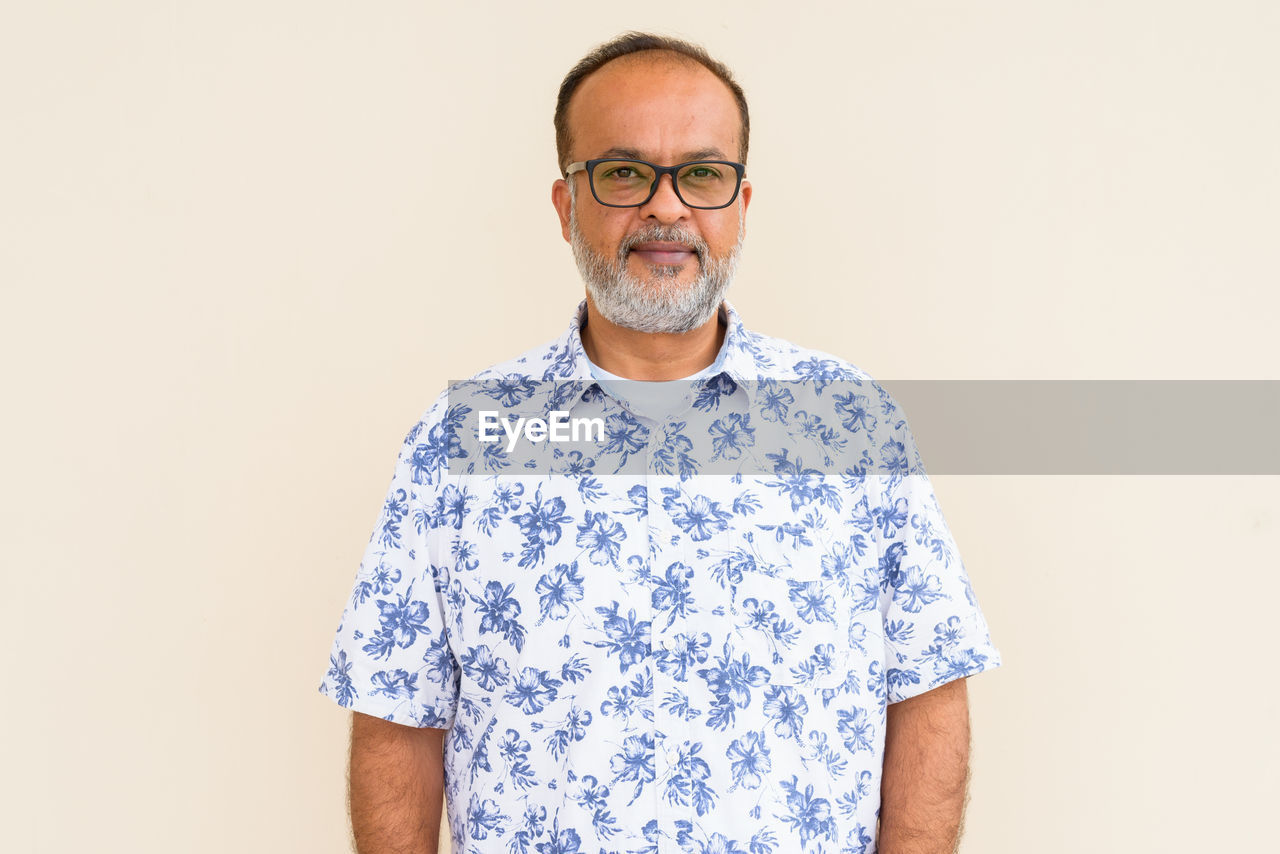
552,56,752,334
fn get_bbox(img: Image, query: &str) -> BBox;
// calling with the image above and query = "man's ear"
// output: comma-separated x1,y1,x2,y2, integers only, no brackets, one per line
552,179,572,243
739,179,752,214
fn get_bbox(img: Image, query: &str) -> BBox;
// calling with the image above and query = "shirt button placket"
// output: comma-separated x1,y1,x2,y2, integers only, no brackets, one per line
644,438,677,854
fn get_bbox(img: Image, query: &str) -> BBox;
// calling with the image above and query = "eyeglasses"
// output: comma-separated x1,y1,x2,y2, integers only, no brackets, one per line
565,158,746,210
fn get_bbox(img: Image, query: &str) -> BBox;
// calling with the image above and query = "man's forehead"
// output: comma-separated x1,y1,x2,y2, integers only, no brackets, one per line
566,54,741,160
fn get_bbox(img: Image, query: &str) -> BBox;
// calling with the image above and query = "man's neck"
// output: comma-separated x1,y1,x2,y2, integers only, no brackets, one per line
579,298,726,381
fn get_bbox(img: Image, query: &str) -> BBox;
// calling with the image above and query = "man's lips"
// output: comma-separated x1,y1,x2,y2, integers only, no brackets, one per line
628,241,697,266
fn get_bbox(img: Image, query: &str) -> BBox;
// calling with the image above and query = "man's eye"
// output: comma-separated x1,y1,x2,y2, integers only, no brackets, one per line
684,166,722,180
602,167,645,181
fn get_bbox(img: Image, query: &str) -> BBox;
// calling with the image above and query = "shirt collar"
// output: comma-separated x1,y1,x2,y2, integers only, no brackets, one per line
549,299,762,400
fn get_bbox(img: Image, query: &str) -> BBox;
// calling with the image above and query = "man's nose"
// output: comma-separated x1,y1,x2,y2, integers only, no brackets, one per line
637,172,690,224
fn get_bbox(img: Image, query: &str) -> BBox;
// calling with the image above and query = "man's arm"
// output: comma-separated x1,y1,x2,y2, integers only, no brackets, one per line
349,711,447,854
879,678,972,854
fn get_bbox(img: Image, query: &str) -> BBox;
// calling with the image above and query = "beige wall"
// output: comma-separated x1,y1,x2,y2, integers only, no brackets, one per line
3,2,1277,851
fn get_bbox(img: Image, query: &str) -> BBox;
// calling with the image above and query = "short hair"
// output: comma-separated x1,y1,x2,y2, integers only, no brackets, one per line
554,32,750,176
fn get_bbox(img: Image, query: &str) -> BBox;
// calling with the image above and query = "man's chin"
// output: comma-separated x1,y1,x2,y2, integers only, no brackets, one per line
627,256,698,286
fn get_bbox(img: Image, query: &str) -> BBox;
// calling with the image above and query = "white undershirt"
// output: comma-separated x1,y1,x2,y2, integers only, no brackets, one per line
586,358,714,424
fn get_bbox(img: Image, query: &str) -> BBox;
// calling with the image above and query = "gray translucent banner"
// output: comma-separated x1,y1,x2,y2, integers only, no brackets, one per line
882,380,1280,474
441,379,1280,476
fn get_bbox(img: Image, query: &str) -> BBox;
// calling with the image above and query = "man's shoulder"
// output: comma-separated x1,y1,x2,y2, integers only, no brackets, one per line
404,333,576,434
467,334,579,383
734,325,877,384
734,325,914,425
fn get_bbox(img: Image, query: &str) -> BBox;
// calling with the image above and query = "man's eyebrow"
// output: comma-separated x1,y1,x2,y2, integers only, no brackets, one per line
599,147,646,160
596,147,731,162
679,148,728,161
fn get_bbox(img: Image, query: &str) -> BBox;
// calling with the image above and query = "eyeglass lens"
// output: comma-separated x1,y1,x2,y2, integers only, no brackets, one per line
590,161,738,208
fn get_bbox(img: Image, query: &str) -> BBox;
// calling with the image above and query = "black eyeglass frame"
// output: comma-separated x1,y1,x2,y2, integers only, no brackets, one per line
564,158,747,210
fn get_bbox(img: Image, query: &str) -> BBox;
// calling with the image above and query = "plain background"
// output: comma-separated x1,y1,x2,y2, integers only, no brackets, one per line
3,1,1277,851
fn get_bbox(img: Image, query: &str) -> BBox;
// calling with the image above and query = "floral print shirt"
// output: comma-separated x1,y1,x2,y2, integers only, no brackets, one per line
320,301,1000,854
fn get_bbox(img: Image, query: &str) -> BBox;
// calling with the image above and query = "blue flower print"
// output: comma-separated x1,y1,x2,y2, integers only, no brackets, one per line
409,419,464,485
764,450,840,512
370,668,418,700
575,510,625,566
574,774,610,812
535,561,586,623
352,560,402,606
504,667,561,714
470,580,527,652
740,596,778,634
726,730,771,791
655,631,712,681
433,483,475,530
651,561,695,629
911,509,955,567
513,489,572,569
820,537,869,589
610,733,656,804
600,412,649,463
833,390,878,434
806,730,848,778
466,794,509,840
692,373,737,410
933,616,965,646
326,651,357,706
836,770,875,817
709,412,755,461
879,438,909,477
599,683,637,721
695,832,748,854
653,424,698,479
886,666,922,695
836,707,875,754
666,741,717,816
762,686,808,740
792,356,852,393
757,380,794,423
378,488,408,547
461,644,511,691
935,647,990,682
362,588,431,660
873,496,909,537
787,580,837,624
534,820,582,854
892,566,945,613
697,642,769,713
545,704,593,760
499,728,538,791
661,688,702,722
879,541,909,590
559,654,591,684
592,602,651,674
481,373,538,407
666,492,733,541
777,775,837,846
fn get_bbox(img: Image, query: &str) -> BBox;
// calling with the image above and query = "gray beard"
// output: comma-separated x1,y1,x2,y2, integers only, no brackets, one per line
569,185,744,334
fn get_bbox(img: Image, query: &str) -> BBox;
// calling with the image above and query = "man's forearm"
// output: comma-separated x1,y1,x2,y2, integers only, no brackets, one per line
349,712,447,854
879,678,971,854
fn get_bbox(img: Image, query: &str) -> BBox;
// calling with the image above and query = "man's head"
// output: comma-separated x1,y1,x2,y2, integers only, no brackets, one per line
552,34,752,334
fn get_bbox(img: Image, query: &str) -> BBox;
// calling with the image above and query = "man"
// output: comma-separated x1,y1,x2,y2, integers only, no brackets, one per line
320,32,1000,854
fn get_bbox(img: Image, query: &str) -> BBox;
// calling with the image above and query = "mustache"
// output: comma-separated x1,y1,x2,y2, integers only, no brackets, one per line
619,226,707,262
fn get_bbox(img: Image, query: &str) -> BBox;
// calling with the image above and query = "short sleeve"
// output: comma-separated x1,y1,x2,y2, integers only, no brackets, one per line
318,399,461,728
873,391,1002,703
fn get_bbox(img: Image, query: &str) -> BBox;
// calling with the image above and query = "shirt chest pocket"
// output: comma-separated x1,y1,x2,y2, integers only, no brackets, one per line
733,573,875,692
